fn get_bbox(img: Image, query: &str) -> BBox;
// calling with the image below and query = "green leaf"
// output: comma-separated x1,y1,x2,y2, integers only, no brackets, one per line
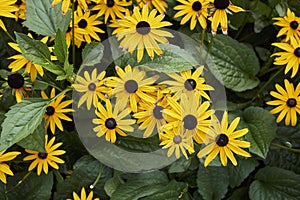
23,0,71,37
0,99,49,151
15,33,65,76
104,172,123,197
239,106,277,158
115,135,160,153
5,172,53,200
54,155,112,200
249,167,300,200
208,34,260,92
81,42,104,67
168,157,192,173
17,120,46,152
53,29,68,63
227,158,259,188
197,165,229,200
32,80,49,91
228,187,249,200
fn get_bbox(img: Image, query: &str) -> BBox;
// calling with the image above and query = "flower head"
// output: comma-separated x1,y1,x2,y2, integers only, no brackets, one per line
42,88,74,134
267,79,300,126
6,73,29,103
0,0,19,31
111,5,173,62
23,135,66,175
197,111,251,167
137,0,168,14
14,0,26,21
67,187,100,200
51,0,90,15
0,150,20,184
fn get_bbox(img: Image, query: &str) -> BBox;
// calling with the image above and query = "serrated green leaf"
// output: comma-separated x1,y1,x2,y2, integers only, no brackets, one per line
53,29,68,63
115,135,160,153
15,33,65,76
23,0,71,37
32,80,49,90
0,99,49,151
168,157,192,173
54,155,112,200
249,167,300,200
240,106,277,158
228,158,259,188
104,173,123,197
197,165,229,200
17,120,46,152
81,42,104,67
208,34,260,92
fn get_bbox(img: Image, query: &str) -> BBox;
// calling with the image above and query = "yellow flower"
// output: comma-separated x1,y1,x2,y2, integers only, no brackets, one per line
74,6,105,44
51,0,89,15
273,8,300,42
160,66,214,100
111,5,173,62
67,187,100,200
6,73,29,103
105,65,159,113
65,25,85,48
23,135,66,175
267,79,300,126
137,0,168,14
73,69,108,110
0,0,19,31
174,0,209,30
42,88,74,134
92,99,135,143
0,150,20,184
209,0,244,35
197,111,251,167
14,0,26,21
92,0,131,23
272,38,300,78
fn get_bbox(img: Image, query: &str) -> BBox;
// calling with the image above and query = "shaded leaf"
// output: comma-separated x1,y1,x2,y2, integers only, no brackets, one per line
53,29,68,63
81,42,104,67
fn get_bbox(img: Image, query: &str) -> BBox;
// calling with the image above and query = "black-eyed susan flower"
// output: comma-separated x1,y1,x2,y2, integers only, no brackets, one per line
209,0,244,35
174,0,209,30
42,88,73,134
105,65,159,113
163,94,213,144
0,150,20,184
73,69,108,110
92,99,135,143
65,25,85,48
92,0,131,23
267,79,300,126
14,0,26,21
6,73,29,103
161,66,214,100
273,8,300,42
197,111,251,167
51,0,89,15
0,0,18,31
67,187,100,200
133,90,170,138
137,0,168,14
111,5,173,62
74,6,105,44
159,127,194,159
23,135,66,176
272,38,300,78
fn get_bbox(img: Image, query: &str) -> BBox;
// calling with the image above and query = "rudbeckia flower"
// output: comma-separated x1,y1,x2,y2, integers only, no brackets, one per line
267,79,300,126
14,0,26,21
67,187,100,200
0,150,20,184
174,0,209,30
92,99,135,143
111,5,173,62
197,111,251,167
51,0,89,15
137,0,168,14
42,88,74,134
65,25,85,48
6,73,30,103
23,135,66,175
0,0,18,31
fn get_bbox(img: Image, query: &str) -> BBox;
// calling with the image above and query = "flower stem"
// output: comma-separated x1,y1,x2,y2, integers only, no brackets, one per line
204,34,214,63
271,143,300,153
4,30,16,43
90,164,103,189
200,29,205,64
6,171,32,193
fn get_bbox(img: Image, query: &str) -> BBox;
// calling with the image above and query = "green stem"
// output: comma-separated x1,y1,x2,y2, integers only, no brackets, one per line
204,34,214,63
4,30,16,43
6,171,32,193
200,29,205,64
90,164,103,189
272,143,300,153
50,86,73,102
71,0,75,66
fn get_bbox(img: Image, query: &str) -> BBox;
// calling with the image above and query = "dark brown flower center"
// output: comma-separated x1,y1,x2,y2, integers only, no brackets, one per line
216,134,229,146
105,118,117,129
38,152,48,159
136,21,151,35
15,0,22,5
173,135,182,144
107,0,115,7
88,83,96,91
184,79,197,91
78,19,88,28
67,26,72,33
124,80,138,93
290,21,299,30
294,47,300,57
192,1,202,11
46,106,55,116
287,98,297,107
183,114,198,130
7,73,24,89
153,105,164,119
214,0,230,9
